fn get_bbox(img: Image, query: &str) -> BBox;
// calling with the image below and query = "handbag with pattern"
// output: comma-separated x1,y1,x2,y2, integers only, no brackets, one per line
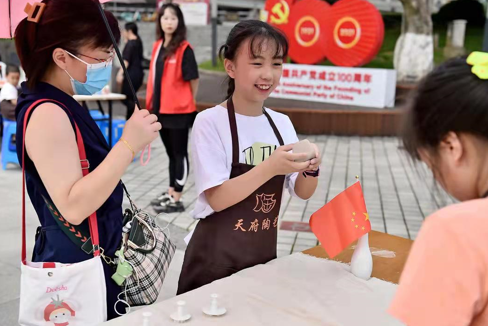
46,183,177,312
116,195,176,307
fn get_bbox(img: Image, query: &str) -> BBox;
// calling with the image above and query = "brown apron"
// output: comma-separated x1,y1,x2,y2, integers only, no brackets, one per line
177,97,286,295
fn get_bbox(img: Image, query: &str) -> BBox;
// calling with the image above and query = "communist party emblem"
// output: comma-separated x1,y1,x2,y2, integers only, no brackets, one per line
269,0,291,25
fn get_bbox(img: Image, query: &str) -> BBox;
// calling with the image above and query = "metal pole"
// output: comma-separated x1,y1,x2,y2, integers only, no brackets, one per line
96,1,141,110
108,100,113,148
211,0,218,67
483,3,488,51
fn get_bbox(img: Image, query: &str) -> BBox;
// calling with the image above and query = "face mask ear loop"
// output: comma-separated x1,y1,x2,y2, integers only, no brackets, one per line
65,50,90,65
63,50,85,85
63,68,86,89
65,49,110,69
64,68,75,81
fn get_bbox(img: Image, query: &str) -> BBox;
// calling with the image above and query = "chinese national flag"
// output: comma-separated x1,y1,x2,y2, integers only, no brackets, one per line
309,182,371,258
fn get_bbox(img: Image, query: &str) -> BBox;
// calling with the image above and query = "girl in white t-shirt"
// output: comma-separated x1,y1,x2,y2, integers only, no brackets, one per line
177,20,321,294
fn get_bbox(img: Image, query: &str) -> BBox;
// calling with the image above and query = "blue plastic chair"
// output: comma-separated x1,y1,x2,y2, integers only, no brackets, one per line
1,119,19,169
108,119,125,147
88,110,125,147
89,110,109,132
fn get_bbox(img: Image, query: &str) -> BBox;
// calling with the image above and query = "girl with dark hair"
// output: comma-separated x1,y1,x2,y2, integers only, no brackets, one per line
14,0,161,319
389,54,488,325
177,20,321,294
147,3,200,213
117,22,144,120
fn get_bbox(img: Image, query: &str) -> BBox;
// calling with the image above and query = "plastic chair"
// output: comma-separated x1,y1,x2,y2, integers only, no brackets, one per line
107,119,125,147
89,110,109,132
88,110,125,147
1,119,19,169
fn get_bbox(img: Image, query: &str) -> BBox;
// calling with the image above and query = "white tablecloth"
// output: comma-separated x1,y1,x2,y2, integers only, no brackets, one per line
102,253,403,326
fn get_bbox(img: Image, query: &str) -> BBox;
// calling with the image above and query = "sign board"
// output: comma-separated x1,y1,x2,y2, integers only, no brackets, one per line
158,0,209,26
179,2,208,26
271,64,396,108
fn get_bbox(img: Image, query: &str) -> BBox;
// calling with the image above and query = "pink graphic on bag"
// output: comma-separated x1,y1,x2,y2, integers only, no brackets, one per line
43,295,76,326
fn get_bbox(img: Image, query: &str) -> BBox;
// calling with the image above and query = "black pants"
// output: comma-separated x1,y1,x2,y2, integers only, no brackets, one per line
159,128,190,193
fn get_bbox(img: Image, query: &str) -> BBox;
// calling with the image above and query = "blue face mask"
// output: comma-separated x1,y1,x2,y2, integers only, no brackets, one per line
64,50,113,96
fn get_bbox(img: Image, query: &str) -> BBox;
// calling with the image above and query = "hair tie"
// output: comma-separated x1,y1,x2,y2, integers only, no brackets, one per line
24,2,46,23
467,51,488,80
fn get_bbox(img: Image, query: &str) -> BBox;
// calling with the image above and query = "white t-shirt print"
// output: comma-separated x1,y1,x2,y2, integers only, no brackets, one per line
190,105,302,220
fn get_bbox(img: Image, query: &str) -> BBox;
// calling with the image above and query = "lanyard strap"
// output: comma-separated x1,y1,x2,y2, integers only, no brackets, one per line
21,99,100,264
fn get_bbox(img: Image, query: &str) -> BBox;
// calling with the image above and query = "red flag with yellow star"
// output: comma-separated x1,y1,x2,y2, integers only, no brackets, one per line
309,182,371,258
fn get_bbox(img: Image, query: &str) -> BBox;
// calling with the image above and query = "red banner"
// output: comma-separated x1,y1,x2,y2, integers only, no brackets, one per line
265,0,384,66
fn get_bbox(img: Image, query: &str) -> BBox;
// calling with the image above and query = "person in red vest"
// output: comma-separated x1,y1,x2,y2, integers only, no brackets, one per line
146,3,199,213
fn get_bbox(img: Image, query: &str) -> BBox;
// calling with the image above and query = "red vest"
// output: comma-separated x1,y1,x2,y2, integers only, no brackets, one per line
146,40,196,114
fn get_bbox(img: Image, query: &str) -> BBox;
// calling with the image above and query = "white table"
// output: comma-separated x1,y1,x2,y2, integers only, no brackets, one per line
102,252,403,326
73,93,126,147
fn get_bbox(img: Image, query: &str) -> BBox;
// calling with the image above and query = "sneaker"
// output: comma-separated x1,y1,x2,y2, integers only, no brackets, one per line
150,192,172,206
153,197,185,213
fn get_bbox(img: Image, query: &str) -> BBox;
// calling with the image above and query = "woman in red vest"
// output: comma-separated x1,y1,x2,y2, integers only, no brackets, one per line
146,3,199,213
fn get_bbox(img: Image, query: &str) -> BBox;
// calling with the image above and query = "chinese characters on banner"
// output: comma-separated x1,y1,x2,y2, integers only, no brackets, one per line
272,64,397,108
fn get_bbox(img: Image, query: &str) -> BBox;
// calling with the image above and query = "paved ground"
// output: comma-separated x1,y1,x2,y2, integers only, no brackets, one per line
0,128,455,324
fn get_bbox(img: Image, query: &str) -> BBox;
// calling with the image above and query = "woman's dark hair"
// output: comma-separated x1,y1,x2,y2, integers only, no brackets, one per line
156,3,186,59
125,22,139,38
15,0,120,89
402,57,488,162
219,20,289,99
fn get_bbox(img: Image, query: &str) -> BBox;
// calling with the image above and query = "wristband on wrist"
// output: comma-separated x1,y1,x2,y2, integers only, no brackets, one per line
303,167,320,178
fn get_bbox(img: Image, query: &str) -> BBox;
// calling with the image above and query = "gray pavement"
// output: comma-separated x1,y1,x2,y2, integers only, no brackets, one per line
0,133,454,324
